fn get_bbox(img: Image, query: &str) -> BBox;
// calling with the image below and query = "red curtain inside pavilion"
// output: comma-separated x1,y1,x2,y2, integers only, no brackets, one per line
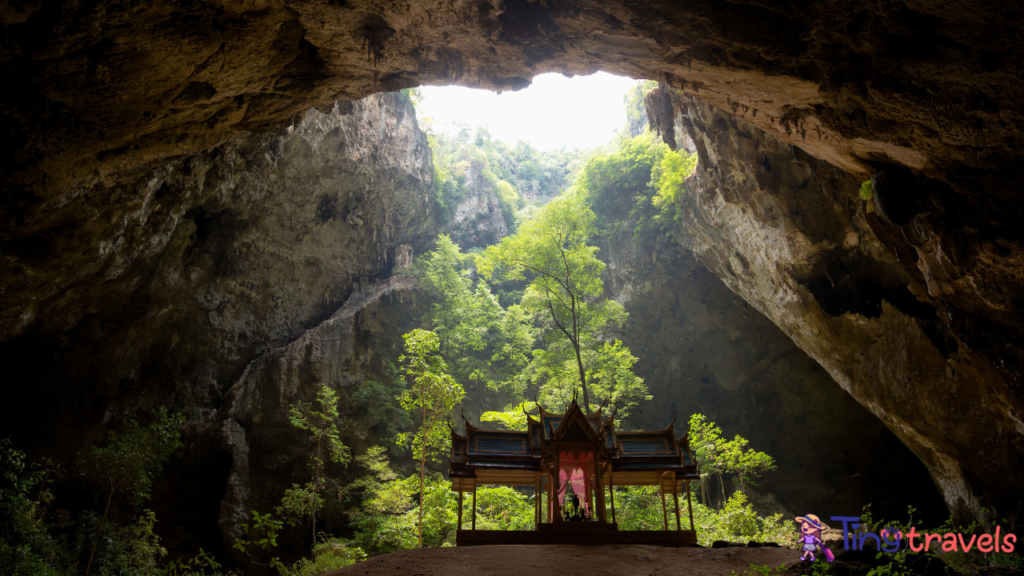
554,451,594,517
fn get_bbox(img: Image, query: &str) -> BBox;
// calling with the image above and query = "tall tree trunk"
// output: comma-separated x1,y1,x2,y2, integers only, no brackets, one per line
84,485,116,576
418,402,426,549
572,339,591,412
717,471,727,509
311,498,317,553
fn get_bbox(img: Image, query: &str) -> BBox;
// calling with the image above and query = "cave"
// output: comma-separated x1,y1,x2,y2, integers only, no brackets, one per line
1,1,1023,574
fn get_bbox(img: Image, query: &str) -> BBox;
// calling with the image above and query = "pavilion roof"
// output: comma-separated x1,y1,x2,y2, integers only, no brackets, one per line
450,399,699,484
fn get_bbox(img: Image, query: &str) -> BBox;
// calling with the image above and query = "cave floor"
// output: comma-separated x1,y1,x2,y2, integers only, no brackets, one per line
325,544,800,576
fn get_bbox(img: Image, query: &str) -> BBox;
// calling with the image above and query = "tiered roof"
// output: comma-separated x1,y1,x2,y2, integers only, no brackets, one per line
450,399,699,486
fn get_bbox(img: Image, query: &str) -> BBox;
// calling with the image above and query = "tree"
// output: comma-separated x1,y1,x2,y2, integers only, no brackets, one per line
719,435,776,494
688,413,728,508
687,414,776,507
418,235,495,360
80,408,184,576
277,385,351,551
478,194,647,412
397,329,465,548
417,235,535,395
651,147,697,222
348,447,418,556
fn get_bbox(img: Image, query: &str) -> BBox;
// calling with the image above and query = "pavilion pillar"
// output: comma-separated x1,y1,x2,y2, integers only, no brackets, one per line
660,488,669,531
608,469,616,525
457,489,464,530
547,473,554,523
594,458,607,523
553,452,562,523
673,480,682,531
686,480,695,531
472,489,477,530
535,475,541,529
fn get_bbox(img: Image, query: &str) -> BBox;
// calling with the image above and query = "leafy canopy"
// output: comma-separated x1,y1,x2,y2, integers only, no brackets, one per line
480,401,538,432
477,194,649,414
81,408,185,507
396,329,466,464
277,385,351,550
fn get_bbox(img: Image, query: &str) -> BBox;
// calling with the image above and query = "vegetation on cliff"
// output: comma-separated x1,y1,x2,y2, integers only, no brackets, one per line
426,122,589,231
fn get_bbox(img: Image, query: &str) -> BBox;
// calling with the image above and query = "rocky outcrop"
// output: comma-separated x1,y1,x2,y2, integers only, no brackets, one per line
215,274,423,560
601,230,946,521
660,93,1024,525
447,157,508,248
0,92,442,555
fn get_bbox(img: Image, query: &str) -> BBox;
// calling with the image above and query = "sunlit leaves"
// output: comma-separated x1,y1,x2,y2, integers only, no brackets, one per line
397,329,465,465
278,385,350,546
480,401,538,432
477,194,649,412
687,414,776,507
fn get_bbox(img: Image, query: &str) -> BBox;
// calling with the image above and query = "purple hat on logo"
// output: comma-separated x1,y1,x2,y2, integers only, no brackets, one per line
795,514,824,530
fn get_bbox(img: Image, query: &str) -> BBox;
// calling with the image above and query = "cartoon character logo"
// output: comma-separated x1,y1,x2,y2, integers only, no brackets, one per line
796,514,835,563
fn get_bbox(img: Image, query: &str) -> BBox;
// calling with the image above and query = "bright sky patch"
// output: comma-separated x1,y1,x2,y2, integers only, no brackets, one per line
418,72,637,151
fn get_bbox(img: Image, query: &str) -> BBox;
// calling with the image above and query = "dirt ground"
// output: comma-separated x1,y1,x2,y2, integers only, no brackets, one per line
324,545,803,576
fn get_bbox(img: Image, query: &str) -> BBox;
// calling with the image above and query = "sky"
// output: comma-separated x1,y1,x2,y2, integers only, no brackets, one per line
417,72,638,151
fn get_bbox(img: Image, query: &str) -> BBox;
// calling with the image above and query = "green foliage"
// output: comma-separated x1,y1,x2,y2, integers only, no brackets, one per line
418,235,499,360
704,492,788,545
81,408,185,576
859,179,873,200
719,435,776,494
860,179,876,213
652,148,698,221
278,385,350,549
160,547,221,576
614,486,667,531
614,488,792,546
577,132,668,225
1,434,194,576
397,330,466,465
0,438,66,574
473,487,535,531
348,448,459,555
280,539,365,576
575,131,695,239
81,408,185,508
687,414,775,508
231,510,284,574
623,80,658,137
276,484,323,529
348,448,418,556
480,401,538,432
478,194,650,414
397,329,465,547
425,123,586,223
398,87,423,107
859,505,1024,576
495,179,521,228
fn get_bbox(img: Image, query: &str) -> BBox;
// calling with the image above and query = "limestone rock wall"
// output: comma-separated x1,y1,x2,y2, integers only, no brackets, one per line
0,92,447,557
446,156,508,249
601,231,946,521
666,93,1024,525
